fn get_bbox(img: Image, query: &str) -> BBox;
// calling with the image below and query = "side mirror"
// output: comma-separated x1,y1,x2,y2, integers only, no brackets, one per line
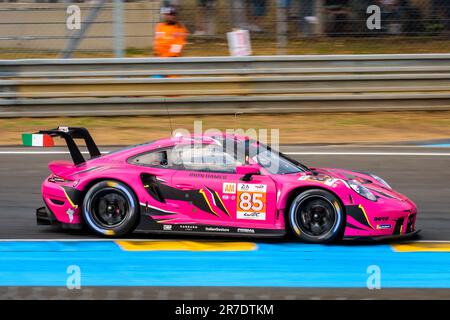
236,164,260,181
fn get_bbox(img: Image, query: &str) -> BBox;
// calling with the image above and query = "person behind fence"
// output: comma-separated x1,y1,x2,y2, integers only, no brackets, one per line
249,0,268,32
194,0,216,36
432,0,450,35
153,6,188,57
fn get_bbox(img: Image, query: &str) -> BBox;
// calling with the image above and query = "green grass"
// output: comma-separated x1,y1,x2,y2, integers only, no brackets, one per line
2,37,450,59
2,111,449,146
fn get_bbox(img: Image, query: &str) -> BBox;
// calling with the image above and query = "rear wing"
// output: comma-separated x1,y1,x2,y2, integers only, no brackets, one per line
22,126,101,165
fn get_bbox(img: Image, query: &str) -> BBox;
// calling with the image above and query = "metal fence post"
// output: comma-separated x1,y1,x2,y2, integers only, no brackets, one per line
315,0,325,36
114,0,124,58
276,1,288,55
60,0,107,59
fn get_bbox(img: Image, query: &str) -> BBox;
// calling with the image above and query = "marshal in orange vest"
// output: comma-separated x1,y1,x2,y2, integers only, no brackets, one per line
153,22,188,57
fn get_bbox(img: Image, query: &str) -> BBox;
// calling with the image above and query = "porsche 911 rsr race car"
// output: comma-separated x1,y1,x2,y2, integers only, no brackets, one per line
26,127,419,243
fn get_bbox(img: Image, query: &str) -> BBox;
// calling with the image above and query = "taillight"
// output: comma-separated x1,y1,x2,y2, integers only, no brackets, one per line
48,175,70,183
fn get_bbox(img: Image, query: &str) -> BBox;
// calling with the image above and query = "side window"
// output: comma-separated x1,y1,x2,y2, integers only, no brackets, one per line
129,148,178,169
174,144,240,173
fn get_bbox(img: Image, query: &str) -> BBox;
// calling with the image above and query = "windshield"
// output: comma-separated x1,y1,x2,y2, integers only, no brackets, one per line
250,142,309,175
190,136,309,175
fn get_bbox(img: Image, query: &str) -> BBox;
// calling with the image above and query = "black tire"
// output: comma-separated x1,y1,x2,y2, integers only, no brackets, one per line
82,180,139,237
288,189,345,243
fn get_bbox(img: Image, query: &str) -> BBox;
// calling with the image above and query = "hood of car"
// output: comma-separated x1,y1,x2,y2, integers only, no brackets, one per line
296,167,409,201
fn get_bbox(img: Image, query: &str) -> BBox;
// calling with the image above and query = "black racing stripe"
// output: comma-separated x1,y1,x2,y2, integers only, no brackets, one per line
140,204,176,216
346,222,368,231
207,186,230,216
139,175,224,218
61,186,82,207
345,205,374,230
193,189,219,217
158,183,219,217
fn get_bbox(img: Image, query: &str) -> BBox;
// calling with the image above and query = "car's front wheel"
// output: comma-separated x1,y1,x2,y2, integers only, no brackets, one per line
82,180,139,237
288,189,345,243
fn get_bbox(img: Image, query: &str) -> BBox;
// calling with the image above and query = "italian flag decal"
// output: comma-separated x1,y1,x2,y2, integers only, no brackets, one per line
22,133,54,147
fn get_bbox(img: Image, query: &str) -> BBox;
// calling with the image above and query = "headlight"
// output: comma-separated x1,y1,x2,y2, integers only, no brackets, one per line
370,174,391,189
348,180,377,201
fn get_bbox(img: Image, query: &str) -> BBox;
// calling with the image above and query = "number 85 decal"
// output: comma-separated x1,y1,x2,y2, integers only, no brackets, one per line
238,192,265,212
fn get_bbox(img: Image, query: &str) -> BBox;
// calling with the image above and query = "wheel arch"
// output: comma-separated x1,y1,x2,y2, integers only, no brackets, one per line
80,177,142,236
80,177,141,216
283,185,347,226
282,185,347,241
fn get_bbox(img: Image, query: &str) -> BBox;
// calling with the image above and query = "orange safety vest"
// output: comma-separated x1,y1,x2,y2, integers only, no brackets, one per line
153,22,188,57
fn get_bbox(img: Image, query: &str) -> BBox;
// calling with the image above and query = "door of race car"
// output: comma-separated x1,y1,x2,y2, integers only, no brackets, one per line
170,143,278,228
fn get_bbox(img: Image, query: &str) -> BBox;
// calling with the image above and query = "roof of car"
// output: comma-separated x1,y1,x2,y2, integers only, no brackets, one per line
155,133,250,147
100,133,251,161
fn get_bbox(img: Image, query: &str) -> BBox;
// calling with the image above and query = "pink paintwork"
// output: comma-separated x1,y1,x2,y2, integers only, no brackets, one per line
40,133,417,240
236,164,260,176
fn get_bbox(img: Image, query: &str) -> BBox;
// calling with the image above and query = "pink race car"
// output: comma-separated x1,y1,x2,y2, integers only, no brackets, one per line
30,127,419,243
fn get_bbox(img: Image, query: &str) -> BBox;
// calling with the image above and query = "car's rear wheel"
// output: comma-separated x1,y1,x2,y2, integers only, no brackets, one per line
82,180,139,237
288,189,345,243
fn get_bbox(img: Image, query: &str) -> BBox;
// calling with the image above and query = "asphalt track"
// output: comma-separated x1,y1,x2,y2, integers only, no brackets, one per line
0,144,449,299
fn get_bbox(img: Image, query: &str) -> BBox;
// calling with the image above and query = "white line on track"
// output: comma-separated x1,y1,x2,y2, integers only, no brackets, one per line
0,239,449,243
0,239,172,242
1,151,450,156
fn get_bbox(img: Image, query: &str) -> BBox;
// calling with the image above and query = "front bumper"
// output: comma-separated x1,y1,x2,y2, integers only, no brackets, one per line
344,198,418,239
344,229,421,241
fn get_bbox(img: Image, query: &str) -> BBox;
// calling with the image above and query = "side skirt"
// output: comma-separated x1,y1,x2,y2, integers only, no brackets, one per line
136,212,286,238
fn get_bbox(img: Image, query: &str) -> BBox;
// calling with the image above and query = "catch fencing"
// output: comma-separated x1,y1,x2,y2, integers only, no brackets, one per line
0,1,449,57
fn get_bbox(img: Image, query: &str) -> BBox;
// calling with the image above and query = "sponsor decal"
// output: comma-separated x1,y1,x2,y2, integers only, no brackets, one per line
163,224,172,231
205,227,230,232
66,208,74,223
324,178,341,188
237,228,255,234
222,182,236,194
238,183,267,193
237,183,267,220
374,216,389,222
253,184,267,192
188,172,227,180
376,224,392,230
222,195,229,200
237,211,266,220
179,225,198,231
299,175,344,188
